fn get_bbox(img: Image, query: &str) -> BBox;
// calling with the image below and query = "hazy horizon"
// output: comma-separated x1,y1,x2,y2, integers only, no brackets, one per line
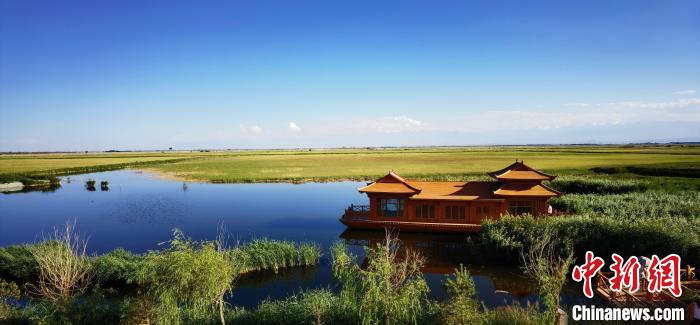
1,1,699,151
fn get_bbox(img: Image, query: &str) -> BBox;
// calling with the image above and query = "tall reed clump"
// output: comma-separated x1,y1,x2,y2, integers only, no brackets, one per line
550,191,700,219
547,177,647,194
482,214,700,266
232,238,320,273
27,221,93,303
331,231,433,325
131,229,238,325
225,289,355,325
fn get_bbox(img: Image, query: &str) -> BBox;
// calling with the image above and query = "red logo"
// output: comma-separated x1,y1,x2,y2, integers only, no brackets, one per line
646,254,682,297
571,252,682,298
609,254,640,293
572,251,605,298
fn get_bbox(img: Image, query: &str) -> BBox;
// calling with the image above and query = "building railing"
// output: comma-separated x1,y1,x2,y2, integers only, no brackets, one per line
343,204,370,220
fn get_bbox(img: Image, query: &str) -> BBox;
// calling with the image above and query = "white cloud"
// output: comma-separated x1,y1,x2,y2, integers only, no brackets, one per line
674,90,696,95
239,125,263,135
288,122,301,132
606,98,700,109
445,98,700,133
565,102,591,108
356,116,424,133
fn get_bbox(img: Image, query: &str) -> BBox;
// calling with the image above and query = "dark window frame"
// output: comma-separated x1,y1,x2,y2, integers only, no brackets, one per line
376,198,404,217
415,205,435,219
508,200,534,215
445,205,466,219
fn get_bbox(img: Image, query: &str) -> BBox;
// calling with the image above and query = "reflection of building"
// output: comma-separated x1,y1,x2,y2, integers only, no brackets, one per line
341,161,561,233
339,229,535,297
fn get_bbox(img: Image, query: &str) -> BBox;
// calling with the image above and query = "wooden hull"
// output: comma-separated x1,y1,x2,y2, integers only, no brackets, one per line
340,218,481,233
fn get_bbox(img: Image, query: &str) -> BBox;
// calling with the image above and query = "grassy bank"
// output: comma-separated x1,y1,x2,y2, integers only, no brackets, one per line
2,145,699,184
0,231,565,324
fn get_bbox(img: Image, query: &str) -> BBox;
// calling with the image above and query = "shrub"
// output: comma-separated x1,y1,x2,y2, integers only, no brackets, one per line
0,279,21,321
0,245,37,281
441,265,482,324
135,229,237,325
92,248,143,285
332,232,432,325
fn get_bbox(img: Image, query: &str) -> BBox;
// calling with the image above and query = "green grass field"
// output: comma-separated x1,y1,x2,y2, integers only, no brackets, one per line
1,145,699,183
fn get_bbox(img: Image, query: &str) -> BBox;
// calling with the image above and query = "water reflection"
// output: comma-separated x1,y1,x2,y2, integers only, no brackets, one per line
340,229,537,303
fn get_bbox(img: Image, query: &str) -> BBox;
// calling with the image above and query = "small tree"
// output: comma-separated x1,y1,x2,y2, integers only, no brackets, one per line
520,226,574,323
332,230,430,325
136,229,238,325
442,265,482,324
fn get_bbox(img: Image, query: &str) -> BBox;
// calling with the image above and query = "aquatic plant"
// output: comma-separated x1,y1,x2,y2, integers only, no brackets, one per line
481,214,700,267
481,304,544,325
232,239,321,273
26,221,93,303
548,177,647,194
550,190,700,219
85,179,96,191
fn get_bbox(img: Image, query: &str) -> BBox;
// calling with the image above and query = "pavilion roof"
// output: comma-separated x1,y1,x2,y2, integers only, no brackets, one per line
488,161,555,181
493,182,562,197
358,171,421,194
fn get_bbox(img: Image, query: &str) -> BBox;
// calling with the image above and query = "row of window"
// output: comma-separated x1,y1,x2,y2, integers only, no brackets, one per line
508,200,534,215
376,198,498,219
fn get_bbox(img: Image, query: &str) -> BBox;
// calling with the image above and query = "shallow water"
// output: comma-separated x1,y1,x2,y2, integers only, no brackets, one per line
0,170,591,309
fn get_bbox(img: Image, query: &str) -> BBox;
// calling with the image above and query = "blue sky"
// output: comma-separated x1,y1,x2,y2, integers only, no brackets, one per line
1,0,699,151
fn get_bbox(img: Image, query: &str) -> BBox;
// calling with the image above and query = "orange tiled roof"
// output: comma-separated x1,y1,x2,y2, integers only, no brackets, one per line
410,181,500,200
358,182,420,194
493,182,561,197
358,171,421,194
360,163,560,200
488,161,555,181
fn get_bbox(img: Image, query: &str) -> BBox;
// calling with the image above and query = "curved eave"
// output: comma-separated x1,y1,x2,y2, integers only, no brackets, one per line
488,162,556,181
492,183,562,197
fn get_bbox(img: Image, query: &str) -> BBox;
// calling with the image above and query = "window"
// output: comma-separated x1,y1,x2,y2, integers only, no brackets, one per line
476,206,491,215
445,206,466,219
376,198,404,217
508,200,534,215
415,205,435,219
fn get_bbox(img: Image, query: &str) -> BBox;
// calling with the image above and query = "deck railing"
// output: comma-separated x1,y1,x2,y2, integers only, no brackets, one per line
343,204,370,220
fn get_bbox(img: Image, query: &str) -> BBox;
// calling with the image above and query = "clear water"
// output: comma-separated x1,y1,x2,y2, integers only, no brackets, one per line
0,170,592,309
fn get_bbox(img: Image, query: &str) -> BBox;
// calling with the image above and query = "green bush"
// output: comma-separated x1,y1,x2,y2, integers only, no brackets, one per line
92,248,143,285
0,245,37,281
548,177,647,194
550,191,700,219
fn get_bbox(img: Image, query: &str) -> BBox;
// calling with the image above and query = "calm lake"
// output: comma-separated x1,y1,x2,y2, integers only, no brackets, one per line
0,170,593,309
